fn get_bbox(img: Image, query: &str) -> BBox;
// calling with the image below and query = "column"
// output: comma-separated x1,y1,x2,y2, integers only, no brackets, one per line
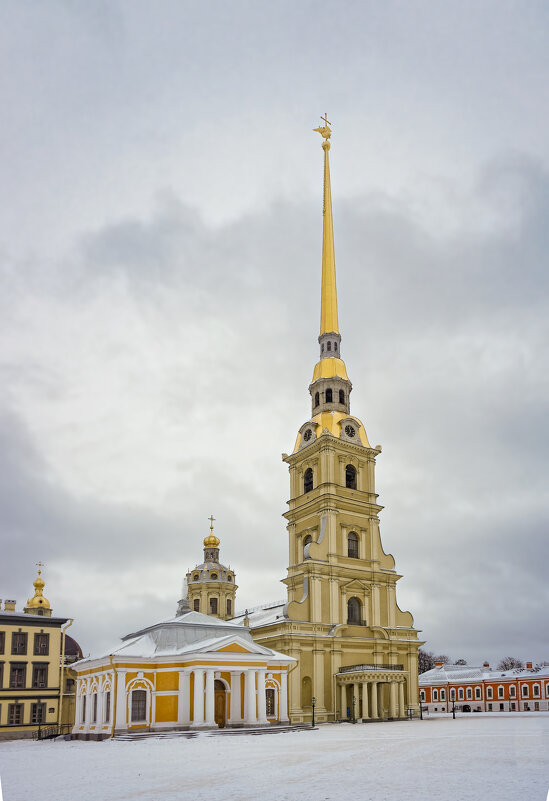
279,671,289,723
330,579,340,624
378,683,385,718
96,689,104,727
341,591,347,624
370,680,378,719
389,681,397,718
74,688,83,729
229,671,242,724
205,669,215,726
177,670,190,725
115,670,127,731
257,669,267,724
313,649,325,711
310,575,321,621
371,584,381,626
361,682,369,719
399,681,405,718
340,683,347,720
244,670,258,725
192,669,205,726
352,682,359,720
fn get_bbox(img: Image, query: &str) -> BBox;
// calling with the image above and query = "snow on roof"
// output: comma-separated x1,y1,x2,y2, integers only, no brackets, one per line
419,663,549,684
232,601,287,629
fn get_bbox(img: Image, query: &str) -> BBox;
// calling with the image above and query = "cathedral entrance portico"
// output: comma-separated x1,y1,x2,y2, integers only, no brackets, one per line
337,665,407,721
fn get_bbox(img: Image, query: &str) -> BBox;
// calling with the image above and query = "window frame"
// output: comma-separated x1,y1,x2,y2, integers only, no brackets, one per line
11,631,28,655
8,703,24,725
33,633,49,656
347,531,359,559
31,702,46,725
304,468,314,494
131,689,147,723
9,662,27,689
32,663,48,689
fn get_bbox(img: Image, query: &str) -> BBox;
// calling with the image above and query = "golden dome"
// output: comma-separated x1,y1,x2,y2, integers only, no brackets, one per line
204,515,220,548
26,567,51,609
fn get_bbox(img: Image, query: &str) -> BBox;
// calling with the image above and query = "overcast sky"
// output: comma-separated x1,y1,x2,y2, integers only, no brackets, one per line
1,0,548,667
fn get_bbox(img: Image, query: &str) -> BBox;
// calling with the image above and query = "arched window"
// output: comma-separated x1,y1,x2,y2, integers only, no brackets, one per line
304,468,313,493
301,676,312,707
432,689,438,701
334,342,338,351
440,689,446,700
210,597,218,615
303,534,312,559
131,690,147,722
226,599,232,616
193,599,200,612
325,388,333,403
227,575,232,582
321,344,324,353
450,688,456,701
345,464,357,489
347,596,361,624
314,391,320,407
193,574,199,581
347,531,359,559
466,687,472,700
327,342,331,351
211,573,218,580
458,688,464,700
339,389,345,404
509,686,516,698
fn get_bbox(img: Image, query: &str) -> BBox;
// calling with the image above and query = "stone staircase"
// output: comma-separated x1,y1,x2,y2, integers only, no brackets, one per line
115,724,314,742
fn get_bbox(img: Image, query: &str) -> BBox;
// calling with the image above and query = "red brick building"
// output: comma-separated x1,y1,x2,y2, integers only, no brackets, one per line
419,661,549,713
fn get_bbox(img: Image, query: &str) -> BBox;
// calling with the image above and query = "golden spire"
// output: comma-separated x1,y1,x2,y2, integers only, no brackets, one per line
26,562,51,611
314,114,339,335
203,514,220,548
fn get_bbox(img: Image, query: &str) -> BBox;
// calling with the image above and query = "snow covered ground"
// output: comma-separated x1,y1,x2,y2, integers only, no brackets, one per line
1,714,548,801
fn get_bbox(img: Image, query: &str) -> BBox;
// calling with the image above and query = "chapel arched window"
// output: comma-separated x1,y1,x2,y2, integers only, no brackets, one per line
325,388,333,403
345,464,357,489
131,690,147,722
314,392,320,407
226,599,232,616
339,389,345,404
304,468,313,493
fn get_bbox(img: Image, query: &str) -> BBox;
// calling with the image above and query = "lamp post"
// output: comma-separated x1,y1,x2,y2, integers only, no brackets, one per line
311,696,316,727
351,694,356,724
452,698,456,720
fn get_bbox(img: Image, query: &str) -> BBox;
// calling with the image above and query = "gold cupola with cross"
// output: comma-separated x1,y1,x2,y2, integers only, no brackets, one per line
247,117,421,725
24,562,52,617
183,517,238,620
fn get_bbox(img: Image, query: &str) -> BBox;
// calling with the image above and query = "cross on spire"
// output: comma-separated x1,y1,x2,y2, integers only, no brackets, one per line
36,561,45,571
321,112,331,127
208,515,215,532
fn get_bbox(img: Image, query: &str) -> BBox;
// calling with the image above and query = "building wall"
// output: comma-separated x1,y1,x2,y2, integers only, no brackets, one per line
419,672,549,713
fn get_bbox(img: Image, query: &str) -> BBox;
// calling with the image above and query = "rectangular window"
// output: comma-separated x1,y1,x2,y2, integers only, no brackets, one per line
266,688,275,716
509,686,516,698
11,632,28,655
499,703,504,711
466,688,472,700
131,690,147,721
0,631,5,654
488,703,492,711
226,599,232,616
31,702,46,724
81,695,86,724
432,689,438,701
458,688,464,700
32,664,48,688
510,702,516,711
475,687,481,699
33,633,49,656
533,685,540,697
498,686,504,699
9,663,27,688
450,689,456,701
8,703,24,725
193,599,200,612
522,685,529,697
487,687,493,699
105,691,111,722
440,690,446,701
209,597,218,615
92,694,98,723
535,702,539,710
420,690,425,701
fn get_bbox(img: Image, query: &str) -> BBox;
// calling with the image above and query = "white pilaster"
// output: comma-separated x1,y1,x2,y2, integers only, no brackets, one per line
178,670,191,725
399,681,405,718
115,670,127,731
192,669,205,726
362,682,369,719
370,680,378,718
205,669,215,726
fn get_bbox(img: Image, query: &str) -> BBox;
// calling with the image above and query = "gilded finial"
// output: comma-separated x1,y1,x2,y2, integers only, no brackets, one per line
314,113,332,150
26,562,51,611
204,514,220,548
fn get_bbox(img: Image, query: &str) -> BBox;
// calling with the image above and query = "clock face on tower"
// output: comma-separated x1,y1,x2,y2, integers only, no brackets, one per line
345,424,356,438
303,428,313,442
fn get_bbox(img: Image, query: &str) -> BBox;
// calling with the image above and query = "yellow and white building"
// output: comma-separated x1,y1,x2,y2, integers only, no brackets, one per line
0,569,79,740
71,598,294,739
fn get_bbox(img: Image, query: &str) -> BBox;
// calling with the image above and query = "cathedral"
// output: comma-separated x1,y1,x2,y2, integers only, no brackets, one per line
71,119,421,735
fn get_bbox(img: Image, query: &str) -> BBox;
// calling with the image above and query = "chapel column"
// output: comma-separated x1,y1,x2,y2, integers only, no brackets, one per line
115,670,128,731
229,671,242,724
399,681,405,718
192,668,205,726
389,681,397,718
352,682,359,720
244,670,258,725
370,680,378,719
205,669,215,726
75,686,83,729
178,670,191,725
257,669,268,724
279,670,289,723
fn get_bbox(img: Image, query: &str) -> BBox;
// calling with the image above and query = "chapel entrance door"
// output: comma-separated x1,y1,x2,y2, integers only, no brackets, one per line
214,680,226,728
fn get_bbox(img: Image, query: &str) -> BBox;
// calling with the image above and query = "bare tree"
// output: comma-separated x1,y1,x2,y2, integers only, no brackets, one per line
434,654,451,664
418,649,435,674
497,656,524,671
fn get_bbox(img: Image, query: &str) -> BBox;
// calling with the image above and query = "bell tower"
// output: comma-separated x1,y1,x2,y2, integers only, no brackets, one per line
184,517,238,620
252,117,421,724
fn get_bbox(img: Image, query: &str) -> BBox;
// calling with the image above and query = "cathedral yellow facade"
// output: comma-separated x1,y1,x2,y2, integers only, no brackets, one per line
241,119,422,723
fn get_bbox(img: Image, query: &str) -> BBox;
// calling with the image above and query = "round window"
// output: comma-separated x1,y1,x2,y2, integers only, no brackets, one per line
211,573,218,580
